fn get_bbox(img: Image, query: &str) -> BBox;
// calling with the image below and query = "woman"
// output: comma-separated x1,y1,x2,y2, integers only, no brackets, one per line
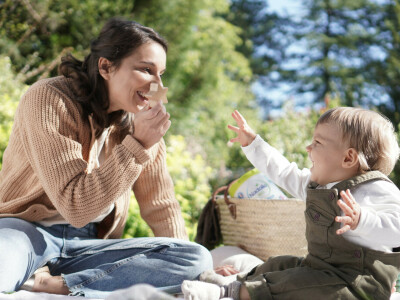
0,18,212,298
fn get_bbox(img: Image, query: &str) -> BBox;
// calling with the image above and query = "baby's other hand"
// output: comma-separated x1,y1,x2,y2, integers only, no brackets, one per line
228,110,256,147
214,265,239,276
335,189,361,235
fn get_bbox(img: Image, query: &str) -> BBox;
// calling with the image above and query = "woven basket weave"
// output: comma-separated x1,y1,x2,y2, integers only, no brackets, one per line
213,186,308,261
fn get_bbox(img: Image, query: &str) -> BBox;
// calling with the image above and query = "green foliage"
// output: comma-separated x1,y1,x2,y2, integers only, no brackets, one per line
0,56,28,169
123,194,154,239
0,0,135,83
166,135,213,240
0,0,258,182
123,135,213,240
2,0,400,240
135,0,258,169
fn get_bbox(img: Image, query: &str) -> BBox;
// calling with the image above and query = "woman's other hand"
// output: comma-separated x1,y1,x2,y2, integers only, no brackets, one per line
228,110,256,147
132,101,171,149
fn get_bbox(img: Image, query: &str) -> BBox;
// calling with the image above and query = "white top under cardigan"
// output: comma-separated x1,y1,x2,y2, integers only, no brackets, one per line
242,134,400,253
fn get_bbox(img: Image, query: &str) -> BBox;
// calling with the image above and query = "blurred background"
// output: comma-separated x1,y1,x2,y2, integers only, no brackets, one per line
1,0,400,240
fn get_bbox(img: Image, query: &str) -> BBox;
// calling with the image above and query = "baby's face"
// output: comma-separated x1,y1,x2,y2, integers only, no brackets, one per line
306,122,351,185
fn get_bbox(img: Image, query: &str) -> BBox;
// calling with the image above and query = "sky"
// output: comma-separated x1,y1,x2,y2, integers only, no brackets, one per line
267,0,304,17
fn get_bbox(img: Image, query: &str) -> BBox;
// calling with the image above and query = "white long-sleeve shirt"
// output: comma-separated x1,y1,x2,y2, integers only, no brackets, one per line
242,134,400,252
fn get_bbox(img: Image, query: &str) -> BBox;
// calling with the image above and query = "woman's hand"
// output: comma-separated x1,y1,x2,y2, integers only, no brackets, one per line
228,110,257,147
132,101,171,149
335,189,361,235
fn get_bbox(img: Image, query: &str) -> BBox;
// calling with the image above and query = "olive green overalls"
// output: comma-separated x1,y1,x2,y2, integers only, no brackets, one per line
238,171,400,300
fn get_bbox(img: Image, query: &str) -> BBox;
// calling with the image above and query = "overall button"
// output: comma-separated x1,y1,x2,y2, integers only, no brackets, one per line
330,192,336,200
314,212,320,221
354,250,362,258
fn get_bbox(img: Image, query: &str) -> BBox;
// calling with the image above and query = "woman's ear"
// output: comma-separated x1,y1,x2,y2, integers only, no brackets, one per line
342,148,360,169
98,57,112,80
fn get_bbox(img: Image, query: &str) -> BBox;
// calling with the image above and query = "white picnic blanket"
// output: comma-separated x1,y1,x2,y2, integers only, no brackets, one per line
0,246,398,300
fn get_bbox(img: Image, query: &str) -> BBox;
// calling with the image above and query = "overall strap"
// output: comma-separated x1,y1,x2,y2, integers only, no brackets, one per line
333,170,391,192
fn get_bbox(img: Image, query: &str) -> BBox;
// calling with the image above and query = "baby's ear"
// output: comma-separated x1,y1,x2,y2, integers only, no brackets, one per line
342,148,359,169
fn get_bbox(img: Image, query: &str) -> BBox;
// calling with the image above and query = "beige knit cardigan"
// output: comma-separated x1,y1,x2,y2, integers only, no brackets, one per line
0,76,187,240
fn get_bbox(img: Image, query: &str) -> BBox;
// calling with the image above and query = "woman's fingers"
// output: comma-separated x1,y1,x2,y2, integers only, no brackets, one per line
132,103,171,148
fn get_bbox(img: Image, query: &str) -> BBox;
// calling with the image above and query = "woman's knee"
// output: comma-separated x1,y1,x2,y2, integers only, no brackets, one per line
196,243,213,265
0,218,46,291
0,218,47,254
187,242,213,276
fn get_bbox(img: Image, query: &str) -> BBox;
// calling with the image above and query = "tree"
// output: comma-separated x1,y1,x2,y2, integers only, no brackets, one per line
133,0,260,182
223,0,293,117
228,0,400,120
0,0,135,84
366,0,400,124
281,0,388,107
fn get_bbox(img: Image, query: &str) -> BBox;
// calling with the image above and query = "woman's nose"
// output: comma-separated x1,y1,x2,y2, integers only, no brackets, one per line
153,75,163,87
306,144,311,152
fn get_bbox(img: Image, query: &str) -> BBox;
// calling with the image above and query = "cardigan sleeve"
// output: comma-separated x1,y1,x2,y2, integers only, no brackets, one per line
133,138,188,240
17,80,151,227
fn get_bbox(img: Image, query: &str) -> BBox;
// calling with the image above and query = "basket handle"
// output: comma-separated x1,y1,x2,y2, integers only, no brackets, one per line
212,180,238,219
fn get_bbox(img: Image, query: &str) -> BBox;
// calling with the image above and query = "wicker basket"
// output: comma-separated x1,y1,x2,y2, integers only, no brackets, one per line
213,186,308,261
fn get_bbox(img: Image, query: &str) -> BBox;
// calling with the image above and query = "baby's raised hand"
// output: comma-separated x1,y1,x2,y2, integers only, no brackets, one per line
228,110,256,147
335,189,361,235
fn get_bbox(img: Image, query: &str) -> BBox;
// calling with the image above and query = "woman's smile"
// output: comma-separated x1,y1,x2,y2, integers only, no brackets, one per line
103,41,166,114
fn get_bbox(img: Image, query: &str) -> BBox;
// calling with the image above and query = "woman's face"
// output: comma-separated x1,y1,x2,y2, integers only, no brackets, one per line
101,41,166,114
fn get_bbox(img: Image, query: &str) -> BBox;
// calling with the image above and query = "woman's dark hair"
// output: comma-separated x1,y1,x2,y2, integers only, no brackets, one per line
59,18,168,138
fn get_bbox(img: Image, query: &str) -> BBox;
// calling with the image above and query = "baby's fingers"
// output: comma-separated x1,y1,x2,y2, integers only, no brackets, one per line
227,124,240,133
336,224,351,235
230,137,241,143
340,189,356,208
337,199,352,216
232,110,246,127
214,265,239,276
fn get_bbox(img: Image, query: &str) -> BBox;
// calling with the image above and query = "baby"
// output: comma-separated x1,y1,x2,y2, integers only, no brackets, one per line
183,107,400,300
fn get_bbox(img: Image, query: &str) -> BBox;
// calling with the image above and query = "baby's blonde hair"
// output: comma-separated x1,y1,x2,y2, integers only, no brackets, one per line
317,107,399,175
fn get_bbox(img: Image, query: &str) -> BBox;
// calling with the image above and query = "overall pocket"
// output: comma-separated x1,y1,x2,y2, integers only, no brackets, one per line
305,206,335,259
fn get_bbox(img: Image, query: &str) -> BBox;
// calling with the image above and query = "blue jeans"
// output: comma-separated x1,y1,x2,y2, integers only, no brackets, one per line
0,218,212,298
